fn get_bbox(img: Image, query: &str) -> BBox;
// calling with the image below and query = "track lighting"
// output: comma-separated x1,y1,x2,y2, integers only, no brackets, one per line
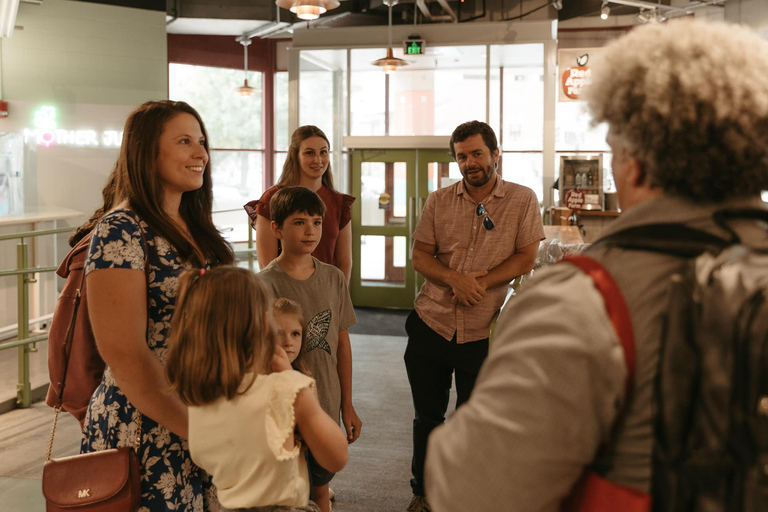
600,1,610,19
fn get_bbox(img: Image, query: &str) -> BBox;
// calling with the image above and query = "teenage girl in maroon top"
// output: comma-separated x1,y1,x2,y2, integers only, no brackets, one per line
244,126,355,281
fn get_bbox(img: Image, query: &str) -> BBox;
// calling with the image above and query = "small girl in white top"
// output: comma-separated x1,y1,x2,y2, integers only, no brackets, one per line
165,267,348,512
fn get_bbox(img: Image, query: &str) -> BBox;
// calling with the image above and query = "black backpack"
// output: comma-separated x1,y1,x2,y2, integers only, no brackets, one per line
601,208,768,511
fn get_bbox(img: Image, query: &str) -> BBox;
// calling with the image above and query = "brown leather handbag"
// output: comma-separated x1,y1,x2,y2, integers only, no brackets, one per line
42,213,148,512
42,389,142,512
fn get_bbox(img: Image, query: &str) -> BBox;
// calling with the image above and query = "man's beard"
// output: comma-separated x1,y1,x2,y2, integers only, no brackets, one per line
463,164,494,187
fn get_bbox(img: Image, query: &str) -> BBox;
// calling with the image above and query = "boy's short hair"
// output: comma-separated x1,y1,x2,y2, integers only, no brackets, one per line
269,186,327,228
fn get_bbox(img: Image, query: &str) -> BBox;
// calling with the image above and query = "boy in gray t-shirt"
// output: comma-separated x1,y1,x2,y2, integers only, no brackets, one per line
258,186,359,512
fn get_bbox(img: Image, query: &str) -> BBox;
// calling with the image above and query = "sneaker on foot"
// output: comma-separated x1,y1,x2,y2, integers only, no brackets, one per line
405,495,431,512
329,487,335,501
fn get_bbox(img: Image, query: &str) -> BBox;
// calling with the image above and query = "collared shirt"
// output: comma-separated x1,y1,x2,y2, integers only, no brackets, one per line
412,177,545,343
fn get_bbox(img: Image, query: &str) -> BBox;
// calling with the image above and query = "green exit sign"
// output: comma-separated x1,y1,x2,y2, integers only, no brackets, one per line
404,40,425,55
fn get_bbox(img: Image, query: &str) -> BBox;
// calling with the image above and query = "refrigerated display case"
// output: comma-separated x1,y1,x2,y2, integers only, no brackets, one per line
558,155,603,211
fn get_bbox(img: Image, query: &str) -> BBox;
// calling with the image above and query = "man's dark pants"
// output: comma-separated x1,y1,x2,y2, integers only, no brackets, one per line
403,309,489,498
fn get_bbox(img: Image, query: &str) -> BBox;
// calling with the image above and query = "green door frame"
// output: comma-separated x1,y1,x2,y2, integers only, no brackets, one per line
350,148,454,309
350,149,415,308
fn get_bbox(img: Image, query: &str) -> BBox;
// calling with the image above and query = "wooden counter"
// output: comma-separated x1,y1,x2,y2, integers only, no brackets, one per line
548,207,621,243
543,225,584,246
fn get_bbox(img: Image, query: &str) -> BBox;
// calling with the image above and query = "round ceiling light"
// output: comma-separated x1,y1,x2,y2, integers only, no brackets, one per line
372,47,409,74
275,0,340,21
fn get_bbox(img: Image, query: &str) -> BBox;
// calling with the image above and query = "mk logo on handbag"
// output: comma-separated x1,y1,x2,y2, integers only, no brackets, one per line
78,489,91,498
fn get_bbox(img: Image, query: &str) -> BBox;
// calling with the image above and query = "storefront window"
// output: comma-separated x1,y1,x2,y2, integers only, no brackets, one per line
299,50,346,133
169,63,263,149
274,71,290,183
555,100,610,152
351,49,386,136
390,45,487,136
491,44,544,151
489,44,545,201
298,50,347,191
501,153,543,202
275,72,290,151
211,150,263,243
169,63,264,242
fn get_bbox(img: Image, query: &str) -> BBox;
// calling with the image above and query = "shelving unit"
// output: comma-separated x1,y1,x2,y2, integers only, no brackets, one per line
558,155,604,211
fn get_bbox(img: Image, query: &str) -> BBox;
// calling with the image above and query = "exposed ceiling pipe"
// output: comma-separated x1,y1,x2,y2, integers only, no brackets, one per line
415,0,453,22
434,0,457,22
237,21,291,41
606,0,726,13
166,0,179,26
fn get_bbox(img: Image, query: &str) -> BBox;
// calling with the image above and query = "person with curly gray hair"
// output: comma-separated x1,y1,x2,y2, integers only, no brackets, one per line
423,19,768,512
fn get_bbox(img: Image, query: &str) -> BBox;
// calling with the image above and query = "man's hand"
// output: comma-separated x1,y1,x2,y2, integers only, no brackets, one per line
271,346,292,373
450,271,488,307
342,403,362,444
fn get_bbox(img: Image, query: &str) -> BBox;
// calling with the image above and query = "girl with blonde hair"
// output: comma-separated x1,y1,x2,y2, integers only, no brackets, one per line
166,267,348,512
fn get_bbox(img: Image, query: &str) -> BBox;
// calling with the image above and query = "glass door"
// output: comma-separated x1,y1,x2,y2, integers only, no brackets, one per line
350,148,454,308
350,150,414,308
413,149,456,293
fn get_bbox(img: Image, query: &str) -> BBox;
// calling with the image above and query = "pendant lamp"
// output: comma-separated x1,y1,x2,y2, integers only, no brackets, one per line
372,0,408,74
236,40,257,97
275,0,340,21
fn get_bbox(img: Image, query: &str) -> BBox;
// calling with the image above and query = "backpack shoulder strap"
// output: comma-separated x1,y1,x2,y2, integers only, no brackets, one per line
563,256,636,405
597,224,730,258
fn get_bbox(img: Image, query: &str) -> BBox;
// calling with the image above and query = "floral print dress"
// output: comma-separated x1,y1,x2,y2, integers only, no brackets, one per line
81,209,220,512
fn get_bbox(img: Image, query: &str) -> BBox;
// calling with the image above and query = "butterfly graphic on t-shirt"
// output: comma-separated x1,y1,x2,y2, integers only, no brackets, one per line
306,309,332,355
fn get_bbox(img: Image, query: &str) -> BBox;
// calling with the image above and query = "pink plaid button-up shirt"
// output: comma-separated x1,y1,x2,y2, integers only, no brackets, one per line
412,177,545,343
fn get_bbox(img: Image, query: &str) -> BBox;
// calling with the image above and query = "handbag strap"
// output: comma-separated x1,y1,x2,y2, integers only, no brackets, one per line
47,210,150,461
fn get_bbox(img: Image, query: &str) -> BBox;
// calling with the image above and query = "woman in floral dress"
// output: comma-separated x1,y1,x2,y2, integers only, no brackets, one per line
80,100,235,511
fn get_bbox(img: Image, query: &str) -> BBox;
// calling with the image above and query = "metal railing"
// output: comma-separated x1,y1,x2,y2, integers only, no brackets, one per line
0,210,256,410
0,226,72,408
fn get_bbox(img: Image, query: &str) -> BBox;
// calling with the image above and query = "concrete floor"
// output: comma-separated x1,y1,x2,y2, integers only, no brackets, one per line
0,339,51,414
0,330,458,512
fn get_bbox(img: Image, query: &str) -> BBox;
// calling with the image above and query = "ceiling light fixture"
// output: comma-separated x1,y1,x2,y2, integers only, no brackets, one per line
0,0,21,38
235,40,258,97
372,0,408,74
275,0,340,21
600,1,611,19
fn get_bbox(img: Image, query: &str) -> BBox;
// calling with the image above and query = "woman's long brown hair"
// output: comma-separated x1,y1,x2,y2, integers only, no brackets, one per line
69,169,118,247
276,125,336,192
76,100,234,266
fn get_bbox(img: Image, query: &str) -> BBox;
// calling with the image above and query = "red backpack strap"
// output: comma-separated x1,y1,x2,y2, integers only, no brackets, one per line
561,255,650,512
564,255,636,399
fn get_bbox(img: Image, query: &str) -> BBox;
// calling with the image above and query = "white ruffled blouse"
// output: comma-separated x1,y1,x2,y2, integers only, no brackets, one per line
189,370,315,509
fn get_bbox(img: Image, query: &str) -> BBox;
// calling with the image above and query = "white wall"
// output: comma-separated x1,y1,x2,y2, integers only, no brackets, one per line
725,0,768,35
0,0,168,328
